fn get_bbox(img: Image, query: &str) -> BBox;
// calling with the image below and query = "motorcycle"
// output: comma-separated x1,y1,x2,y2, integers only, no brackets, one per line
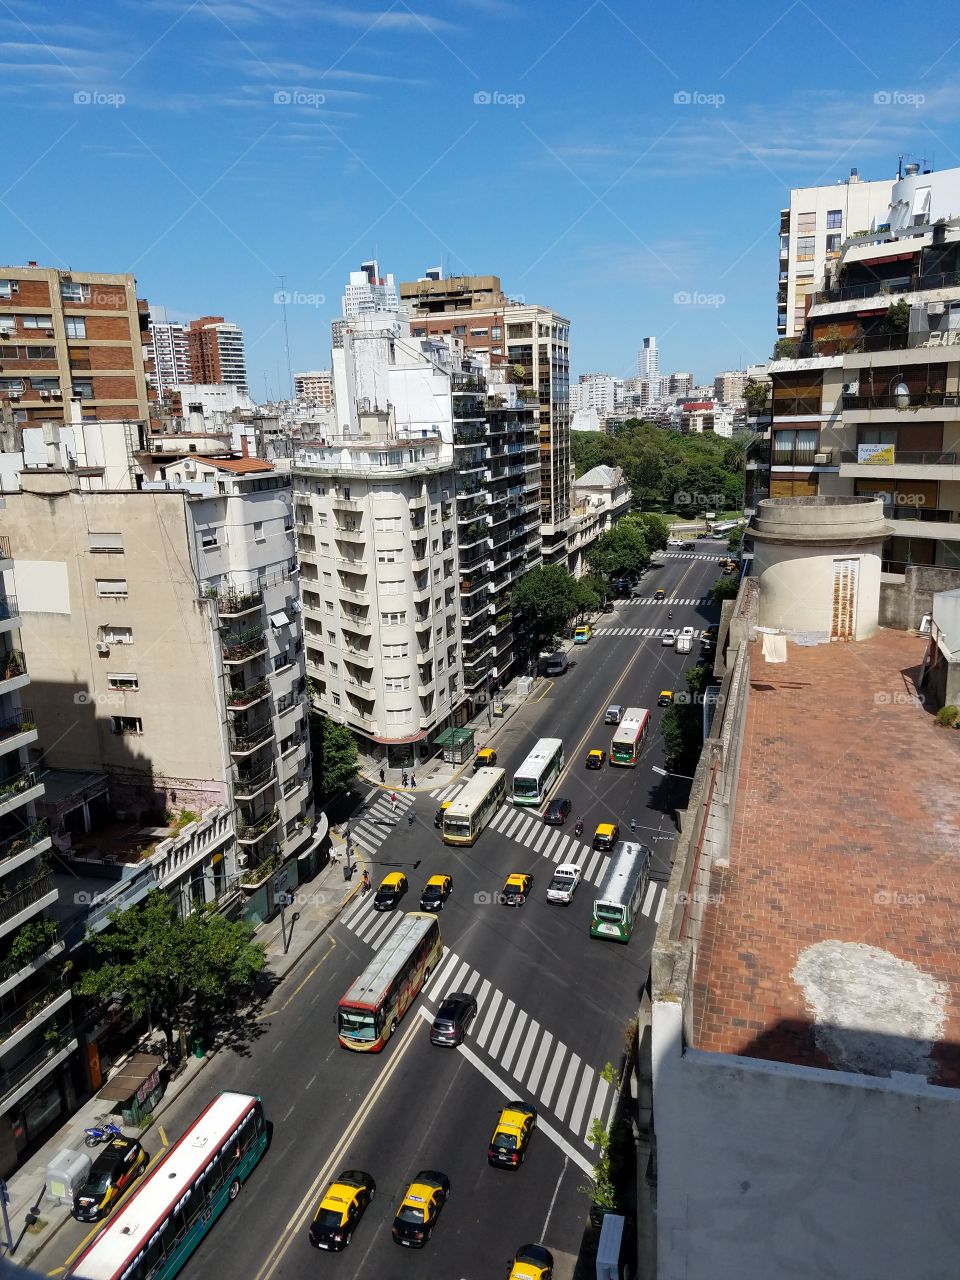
574,819,584,839
84,1120,123,1148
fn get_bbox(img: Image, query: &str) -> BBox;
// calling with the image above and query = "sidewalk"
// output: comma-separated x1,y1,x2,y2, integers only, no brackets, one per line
5,857,359,1269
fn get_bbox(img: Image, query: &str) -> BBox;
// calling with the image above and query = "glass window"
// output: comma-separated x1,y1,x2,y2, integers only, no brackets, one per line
795,236,815,261
826,209,842,229
796,212,816,233
65,317,86,338
825,234,841,253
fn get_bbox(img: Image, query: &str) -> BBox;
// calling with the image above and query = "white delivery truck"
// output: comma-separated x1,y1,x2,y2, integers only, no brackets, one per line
675,625,695,654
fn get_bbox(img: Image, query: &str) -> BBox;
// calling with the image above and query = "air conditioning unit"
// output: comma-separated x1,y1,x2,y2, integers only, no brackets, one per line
44,330,54,338
927,301,945,316
9,282,18,294
8,393,19,401
95,641,110,654
237,852,250,868
842,381,859,395
813,452,831,465
52,390,62,398
39,390,50,399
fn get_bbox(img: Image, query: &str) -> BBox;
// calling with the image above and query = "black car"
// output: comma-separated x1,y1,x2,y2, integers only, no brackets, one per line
73,1137,147,1222
544,797,572,825
601,600,614,613
430,991,478,1046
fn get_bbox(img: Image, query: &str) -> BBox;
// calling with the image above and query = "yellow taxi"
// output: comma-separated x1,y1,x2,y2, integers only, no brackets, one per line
475,747,498,769
508,1243,555,1278
391,1169,450,1247
500,872,533,906
308,1169,376,1251
72,1137,148,1222
373,871,407,912
593,822,619,851
657,690,674,707
419,873,453,912
654,588,666,601
585,748,605,770
488,1101,537,1169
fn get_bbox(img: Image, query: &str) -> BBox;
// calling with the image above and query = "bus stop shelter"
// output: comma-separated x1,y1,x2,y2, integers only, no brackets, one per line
433,727,475,765
96,1052,163,1126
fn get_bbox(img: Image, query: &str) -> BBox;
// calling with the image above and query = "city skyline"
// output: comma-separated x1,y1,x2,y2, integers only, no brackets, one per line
0,0,952,396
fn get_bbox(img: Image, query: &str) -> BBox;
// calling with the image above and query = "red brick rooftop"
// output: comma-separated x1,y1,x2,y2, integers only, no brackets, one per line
693,629,960,1086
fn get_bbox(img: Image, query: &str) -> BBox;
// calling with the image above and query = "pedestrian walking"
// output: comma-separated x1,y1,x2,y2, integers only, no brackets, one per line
401,770,408,788
390,792,398,810
410,772,416,788
379,766,385,784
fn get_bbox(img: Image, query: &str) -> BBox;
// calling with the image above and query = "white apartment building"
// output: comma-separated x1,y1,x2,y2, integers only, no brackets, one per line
0,527,75,1175
342,260,399,318
577,373,618,415
294,371,334,407
173,383,256,417
713,370,749,403
1,432,315,922
567,465,632,578
148,305,191,397
668,372,694,397
638,336,659,379
778,167,895,339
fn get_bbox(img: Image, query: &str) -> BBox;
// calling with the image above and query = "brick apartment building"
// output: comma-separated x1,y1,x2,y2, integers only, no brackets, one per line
187,316,248,391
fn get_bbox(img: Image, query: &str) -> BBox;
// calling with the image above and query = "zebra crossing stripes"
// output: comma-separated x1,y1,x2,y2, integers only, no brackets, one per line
430,781,467,802
592,626,705,639
350,790,415,857
621,596,709,606
486,806,611,884
422,948,617,1153
662,550,720,561
339,890,408,948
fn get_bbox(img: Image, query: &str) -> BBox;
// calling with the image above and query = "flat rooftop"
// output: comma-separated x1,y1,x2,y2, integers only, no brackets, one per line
693,629,960,1086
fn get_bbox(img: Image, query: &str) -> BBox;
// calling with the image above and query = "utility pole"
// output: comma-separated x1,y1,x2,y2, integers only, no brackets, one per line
278,274,294,401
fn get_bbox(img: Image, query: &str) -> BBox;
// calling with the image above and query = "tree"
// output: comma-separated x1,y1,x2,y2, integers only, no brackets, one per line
586,522,649,580
743,380,769,416
710,576,740,605
309,711,359,802
660,663,715,773
76,892,264,1057
628,512,669,553
511,565,588,661
880,299,910,334
726,529,745,553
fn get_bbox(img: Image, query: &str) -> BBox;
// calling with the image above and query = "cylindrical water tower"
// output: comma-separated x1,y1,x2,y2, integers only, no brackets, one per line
748,496,891,640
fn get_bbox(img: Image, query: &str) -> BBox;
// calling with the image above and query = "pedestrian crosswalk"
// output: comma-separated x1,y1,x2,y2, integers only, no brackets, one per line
621,595,710,606
485,806,612,884
662,551,720,561
420,946,619,1153
348,789,416,858
593,626,706,639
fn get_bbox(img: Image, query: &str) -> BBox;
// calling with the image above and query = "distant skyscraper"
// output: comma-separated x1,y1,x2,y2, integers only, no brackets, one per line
341,259,399,317
187,316,248,391
668,372,694,398
638,337,659,379
148,305,192,397
294,371,333,406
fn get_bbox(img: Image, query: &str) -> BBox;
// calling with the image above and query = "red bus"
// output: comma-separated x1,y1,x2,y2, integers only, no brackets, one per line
609,707,650,767
337,913,443,1051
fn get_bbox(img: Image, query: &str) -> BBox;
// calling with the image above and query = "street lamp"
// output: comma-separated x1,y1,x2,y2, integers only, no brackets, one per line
652,765,695,781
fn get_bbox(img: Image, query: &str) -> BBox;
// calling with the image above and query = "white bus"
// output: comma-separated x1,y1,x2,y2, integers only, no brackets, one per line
590,841,652,942
512,737,564,806
442,767,506,845
610,708,650,767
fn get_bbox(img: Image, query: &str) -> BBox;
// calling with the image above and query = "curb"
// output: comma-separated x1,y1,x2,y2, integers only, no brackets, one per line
263,879,360,983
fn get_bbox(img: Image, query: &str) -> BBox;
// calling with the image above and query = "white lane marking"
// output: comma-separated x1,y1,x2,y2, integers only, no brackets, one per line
487,998,516,1061
512,1017,541,1082
539,1044,567,1110
475,989,504,1049
472,977,491,1008
566,1062,596,1137
655,891,666,923
541,1158,568,1239
640,881,658,917
525,1029,554,1095
532,826,553,854
490,808,511,831
542,831,562,860
427,949,460,994
583,850,603,881
553,1052,582,1124
499,1009,529,1074
440,959,471,1000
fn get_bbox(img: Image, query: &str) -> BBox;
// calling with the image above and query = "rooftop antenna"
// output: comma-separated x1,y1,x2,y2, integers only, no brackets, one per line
278,274,293,399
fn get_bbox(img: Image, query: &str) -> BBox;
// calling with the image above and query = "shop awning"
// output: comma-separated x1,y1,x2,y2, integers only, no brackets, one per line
97,1052,163,1102
432,728,474,747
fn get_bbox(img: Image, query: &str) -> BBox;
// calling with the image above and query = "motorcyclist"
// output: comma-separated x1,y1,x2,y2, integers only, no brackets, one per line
574,818,584,838
360,869,371,893
668,608,673,620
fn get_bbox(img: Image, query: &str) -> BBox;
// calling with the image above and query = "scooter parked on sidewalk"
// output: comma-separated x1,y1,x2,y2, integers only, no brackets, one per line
84,1120,123,1148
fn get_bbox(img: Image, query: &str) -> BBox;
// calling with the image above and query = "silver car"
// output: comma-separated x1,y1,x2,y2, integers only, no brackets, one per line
604,704,623,724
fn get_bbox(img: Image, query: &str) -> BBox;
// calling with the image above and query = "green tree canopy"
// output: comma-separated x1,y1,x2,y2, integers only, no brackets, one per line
710,576,740,605
627,512,669,553
660,663,716,773
309,711,359,802
511,565,591,660
586,522,649,580
76,892,265,1055
743,380,769,415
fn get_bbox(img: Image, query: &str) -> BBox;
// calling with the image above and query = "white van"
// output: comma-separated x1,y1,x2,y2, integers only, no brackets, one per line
544,651,568,676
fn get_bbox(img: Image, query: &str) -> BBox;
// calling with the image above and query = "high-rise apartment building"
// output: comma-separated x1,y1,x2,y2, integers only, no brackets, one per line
400,272,570,564
638,336,659,379
148,305,192,397
668,371,694,398
2,430,314,905
713,370,750,403
342,261,399,317
778,168,895,339
0,526,74,1174
0,263,152,426
761,162,960,571
294,371,334,406
577,373,618,416
187,316,248,392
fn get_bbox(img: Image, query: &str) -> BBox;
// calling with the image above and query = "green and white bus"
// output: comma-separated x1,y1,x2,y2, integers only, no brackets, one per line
442,767,507,845
512,737,564,806
69,1092,267,1280
590,841,652,942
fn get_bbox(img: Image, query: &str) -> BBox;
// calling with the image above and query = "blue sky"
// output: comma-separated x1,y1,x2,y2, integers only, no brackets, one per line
1,0,957,393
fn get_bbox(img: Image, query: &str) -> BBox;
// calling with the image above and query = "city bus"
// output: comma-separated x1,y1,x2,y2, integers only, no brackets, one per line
590,841,653,942
512,737,564,806
338,913,443,1051
67,1092,267,1280
442,767,506,845
609,708,650,767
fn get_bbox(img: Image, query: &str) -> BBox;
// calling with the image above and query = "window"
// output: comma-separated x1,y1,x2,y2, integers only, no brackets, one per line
433,567,440,581
65,317,86,338
491,326,502,339
72,379,94,399
381,610,407,626
826,209,842,229
201,531,219,548
379,580,404,595
432,538,439,552
102,625,133,645
20,315,53,330
375,516,402,532
60,282,90,302
383,643,408,659
322,571,332,584
30,377,59,392
332,692,341,706
0,379,24,394
825,234,841,253
386,707,412,725
454,325,466,335
110,715,142,735
377,550,400,563
107,673,138,691
385,675,410,691
470,328,489,337
96,579,128,597
316,513,328,526
87,531,123,553
25,346,55,359
795,236,815,261
0,280,17,299
796,212,816,233
438,656,445,672
320,541,330,555
431,508,439,525
253,521,264,541
325,600,333,613
327,630,337,643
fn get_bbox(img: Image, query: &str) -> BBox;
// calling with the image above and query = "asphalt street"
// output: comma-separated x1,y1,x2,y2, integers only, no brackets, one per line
42,543,727,1280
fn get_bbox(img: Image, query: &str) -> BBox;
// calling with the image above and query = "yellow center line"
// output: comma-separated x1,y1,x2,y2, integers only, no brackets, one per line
256,936,337,1019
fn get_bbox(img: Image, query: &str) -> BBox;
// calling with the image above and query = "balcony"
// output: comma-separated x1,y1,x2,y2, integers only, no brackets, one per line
221,627,267,664
227,679,270,711
237,808,281,844
0,537,10,566
344,647,374,668
338,584,369,605
815,269,960,306
0,651,26,690
0,872,57,938
233,765,277,801
334,526,366,545
0,769,44,820
0,984,70,1057
0,709,36,755
331,495,362,511
0,820,49,871
335,555,367,573
341,612,372,635
0,596,20,630
841,391,958,411
228,724,275,756
215,586,263,617
838,448,960,483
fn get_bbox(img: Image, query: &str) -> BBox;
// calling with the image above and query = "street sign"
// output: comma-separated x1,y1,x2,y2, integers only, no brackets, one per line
275,892,293,906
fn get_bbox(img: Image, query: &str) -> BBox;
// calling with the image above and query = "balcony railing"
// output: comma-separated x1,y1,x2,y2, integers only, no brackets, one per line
0,596,19,622
0,651,25,682
0,980,67,1045
0,537,10,561
815,270,960,305
227,679,270,709
0,769,40,809
221,627,267,662
839,449,957,466
841,391,958,411
0,819,48,865
215,587,263,616
237,808,280,842
0,872,55,928
229,724,274,754
0,1027,74,1104
0,710,34,744
234,765,277,799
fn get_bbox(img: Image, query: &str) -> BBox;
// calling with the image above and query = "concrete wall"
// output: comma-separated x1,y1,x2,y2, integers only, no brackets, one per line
652,997,960,1280
755,543,882,638
880,563,960,630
